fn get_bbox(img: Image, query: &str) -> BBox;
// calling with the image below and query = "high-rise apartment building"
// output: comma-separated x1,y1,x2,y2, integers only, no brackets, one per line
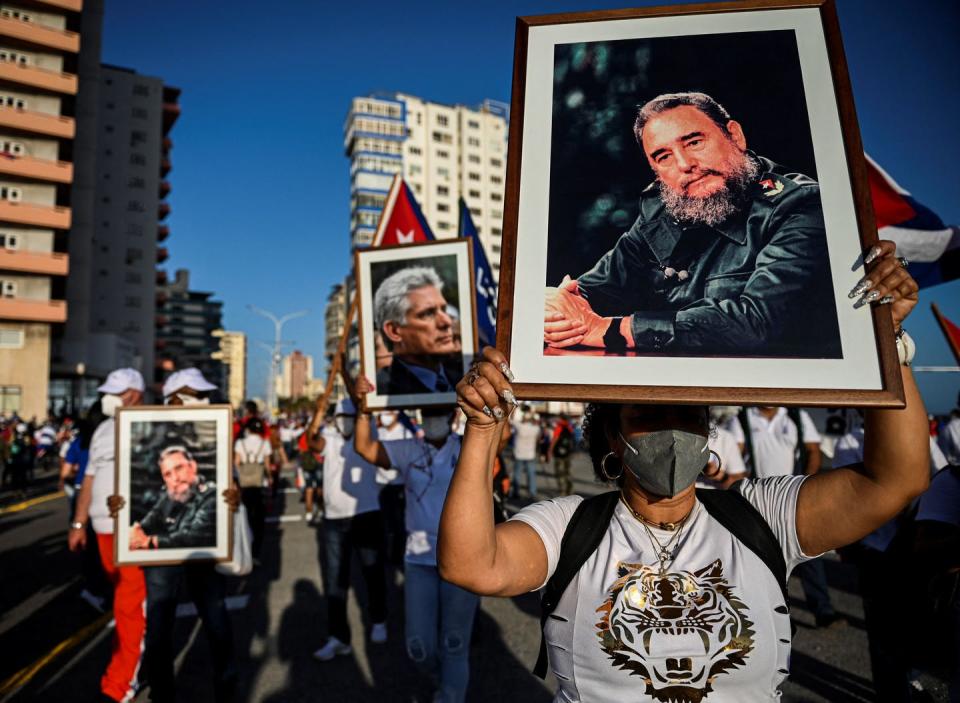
155,269,224,393
344,93,508,274
0,0,84,418
275,349,312,400
211,328,245,408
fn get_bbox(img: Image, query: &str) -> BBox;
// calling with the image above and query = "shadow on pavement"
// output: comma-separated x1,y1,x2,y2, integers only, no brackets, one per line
786,651,875,703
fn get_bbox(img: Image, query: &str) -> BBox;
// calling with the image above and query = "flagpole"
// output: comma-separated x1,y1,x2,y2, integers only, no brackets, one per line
931,302,960,365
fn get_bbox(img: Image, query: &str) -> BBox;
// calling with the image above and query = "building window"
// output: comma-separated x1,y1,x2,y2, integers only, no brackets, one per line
131,107,148,119
436,221,451,231
0,385,21,412
0,95,26,109
436,149,449,159
126,223,143,236
130,130,147,147
0,186,21,202
468,172,480,182
437,185,449,196
125,272,142,284
128,177,145,189
468,119,480,129
0,140,23,156
124,296,141,308
408,164,422,176
0,9,32,22
0,329,23,349
491,209,502,219
467,154,480,164
408,146,422,156
133,84,150,97
0,280,17,297
130,153,146,166
491,175,503,185
0,50,29,66
437,167,450,179
491,192,503,202
491,158,503,168
491,227,503,236
492,243,501,254
0,232,19,249
127,200,144,212
468,189,481,199
125,248,142,263
436,114,449,127
469,207,481,217
467,137,480,147
437,203,450,213
104,125,114,133
431,131,452,145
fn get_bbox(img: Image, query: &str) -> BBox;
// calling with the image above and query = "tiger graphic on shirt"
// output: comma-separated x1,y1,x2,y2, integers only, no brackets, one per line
595,559,755,703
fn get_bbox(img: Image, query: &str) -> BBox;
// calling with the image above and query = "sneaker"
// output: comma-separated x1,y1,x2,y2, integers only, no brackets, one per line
814,613,847,629
370,622,388,644
313,637,352,661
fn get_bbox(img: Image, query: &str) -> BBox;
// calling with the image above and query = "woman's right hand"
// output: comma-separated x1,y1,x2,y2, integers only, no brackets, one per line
107,494,125,518
456,347,518,428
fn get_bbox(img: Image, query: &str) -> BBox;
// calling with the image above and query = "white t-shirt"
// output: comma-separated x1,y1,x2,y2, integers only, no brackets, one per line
916,468,960,527
377,422,415,486
234,434,270,465
321,424,382,520
85,418,116,535
511,476,812,703
939,417,960,465
512,420,542,461
383,434,461,567
744,408,820,479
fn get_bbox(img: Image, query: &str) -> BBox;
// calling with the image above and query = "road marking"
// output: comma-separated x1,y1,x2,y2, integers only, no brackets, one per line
36,617,114,694
0,612,111,700
283,488,300,494
175,594,250,618
0,576,79,638
266,514,302,523
0,491,65,516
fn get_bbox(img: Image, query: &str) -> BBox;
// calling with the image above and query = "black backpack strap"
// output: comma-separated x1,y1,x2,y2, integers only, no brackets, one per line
696,486,789,608
787,408,808,476
738,408,755,477
534,490,619,679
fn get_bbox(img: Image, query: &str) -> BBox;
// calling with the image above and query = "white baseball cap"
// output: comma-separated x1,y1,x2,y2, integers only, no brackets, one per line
162,368,218,399
335,398,357,416
97,367,145,394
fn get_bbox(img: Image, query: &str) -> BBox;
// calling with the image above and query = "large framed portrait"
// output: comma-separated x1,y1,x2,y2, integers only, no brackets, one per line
114,405,233,566
497,0,904,407
355,238,477,410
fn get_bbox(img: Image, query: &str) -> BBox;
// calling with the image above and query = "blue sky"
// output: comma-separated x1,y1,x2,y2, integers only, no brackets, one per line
101,0,960,413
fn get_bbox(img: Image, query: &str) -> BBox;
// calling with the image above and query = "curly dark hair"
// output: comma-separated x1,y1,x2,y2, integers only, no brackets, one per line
582,403,712,486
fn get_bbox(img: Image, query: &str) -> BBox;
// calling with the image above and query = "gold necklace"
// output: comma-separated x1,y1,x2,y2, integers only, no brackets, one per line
618,493,692,532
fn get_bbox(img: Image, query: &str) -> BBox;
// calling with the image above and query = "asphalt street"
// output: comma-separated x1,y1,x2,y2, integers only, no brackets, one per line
0,455,949,702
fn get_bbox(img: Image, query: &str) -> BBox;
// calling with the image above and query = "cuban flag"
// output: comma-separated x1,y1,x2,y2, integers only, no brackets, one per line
371,175,435,247
867,155,959,288
458,199,497,348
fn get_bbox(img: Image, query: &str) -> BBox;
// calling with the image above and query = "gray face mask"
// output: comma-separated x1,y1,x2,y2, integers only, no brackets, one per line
618,429,709,497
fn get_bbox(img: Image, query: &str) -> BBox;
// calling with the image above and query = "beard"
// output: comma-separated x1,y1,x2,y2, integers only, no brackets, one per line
658,152,760,227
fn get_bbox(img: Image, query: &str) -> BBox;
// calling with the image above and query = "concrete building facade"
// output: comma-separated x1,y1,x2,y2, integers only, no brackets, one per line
276,349,312,400
212,328,245,409
0,0,84,418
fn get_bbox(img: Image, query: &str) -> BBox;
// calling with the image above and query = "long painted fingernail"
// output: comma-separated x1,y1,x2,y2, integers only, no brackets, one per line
857,290,881,307
863,245,882,265
501,389,518,406
492,406,505,420
848,277,873,299
482,406,493,418
877,295,895,305
498,362,515,382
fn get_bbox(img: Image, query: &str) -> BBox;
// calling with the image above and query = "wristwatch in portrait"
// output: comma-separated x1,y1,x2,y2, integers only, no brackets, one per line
70,521,85,531
603,317,628,353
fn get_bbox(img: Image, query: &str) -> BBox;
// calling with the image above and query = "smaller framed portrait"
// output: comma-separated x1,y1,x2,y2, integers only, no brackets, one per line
114,405,233,566
355,238,477,410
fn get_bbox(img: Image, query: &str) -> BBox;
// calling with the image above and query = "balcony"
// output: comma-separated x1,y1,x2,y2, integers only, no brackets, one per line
0,153,72,183
0,248,68,275
0,61,78,95
162,101,180,132
0,16,80,53
0,297,66,322
0,200,70,228
156,246,168,263
160,157,170,176
162,137,172,151
157,225,169,242
0,106,74,138
159,180,170,198
158,203,170,220
32,0,83,11
156,269,167,285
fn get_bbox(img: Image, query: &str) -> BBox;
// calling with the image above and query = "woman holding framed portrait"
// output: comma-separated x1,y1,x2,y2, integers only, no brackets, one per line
438,240,929,702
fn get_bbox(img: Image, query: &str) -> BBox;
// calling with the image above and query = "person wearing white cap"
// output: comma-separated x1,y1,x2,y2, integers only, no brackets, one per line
67,367,147,703
161,367,218,405
310,395,390,661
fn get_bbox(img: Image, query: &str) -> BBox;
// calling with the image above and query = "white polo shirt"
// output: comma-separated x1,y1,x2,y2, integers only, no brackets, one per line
85,418,117,535
321,423,383,520
744,408,820,479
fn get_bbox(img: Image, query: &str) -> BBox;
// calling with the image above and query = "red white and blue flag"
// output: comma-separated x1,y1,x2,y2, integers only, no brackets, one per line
867,155,959,288
371,175,435,248
458,199,497,348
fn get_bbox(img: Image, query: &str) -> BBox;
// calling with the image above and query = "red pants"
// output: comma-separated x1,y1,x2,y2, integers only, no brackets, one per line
96,532,146,702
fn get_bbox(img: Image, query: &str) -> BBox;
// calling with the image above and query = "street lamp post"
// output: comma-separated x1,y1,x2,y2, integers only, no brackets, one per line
248,305,308,419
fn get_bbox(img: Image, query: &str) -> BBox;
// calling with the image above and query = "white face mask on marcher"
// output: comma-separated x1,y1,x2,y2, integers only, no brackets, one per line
174,394,209,406
421,416,451,442
101,394,123,417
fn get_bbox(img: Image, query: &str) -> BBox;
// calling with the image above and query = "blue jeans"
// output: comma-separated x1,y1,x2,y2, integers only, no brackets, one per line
323,511,387,643
511,458,537,497
404,562,479,703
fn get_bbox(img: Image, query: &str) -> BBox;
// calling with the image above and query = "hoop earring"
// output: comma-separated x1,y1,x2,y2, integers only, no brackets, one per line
601,452,623,481
704,450,723,478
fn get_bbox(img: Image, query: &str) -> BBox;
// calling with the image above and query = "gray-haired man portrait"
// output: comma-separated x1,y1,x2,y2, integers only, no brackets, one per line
374,265,462,396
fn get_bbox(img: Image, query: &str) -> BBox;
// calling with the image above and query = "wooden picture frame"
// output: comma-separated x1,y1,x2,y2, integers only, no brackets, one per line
355,238,478,410
114,405,233,566
496,0,904,408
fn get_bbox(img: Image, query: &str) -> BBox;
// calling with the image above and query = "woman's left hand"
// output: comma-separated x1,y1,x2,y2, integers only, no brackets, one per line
223,487,240,512
852,240,919,329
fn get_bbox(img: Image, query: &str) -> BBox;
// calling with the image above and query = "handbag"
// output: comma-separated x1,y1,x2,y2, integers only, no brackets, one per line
216,503,253,576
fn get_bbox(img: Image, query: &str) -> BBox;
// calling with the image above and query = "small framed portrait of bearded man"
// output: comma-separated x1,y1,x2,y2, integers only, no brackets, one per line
497,0,904,407
356,238,477,410
114,405,233,566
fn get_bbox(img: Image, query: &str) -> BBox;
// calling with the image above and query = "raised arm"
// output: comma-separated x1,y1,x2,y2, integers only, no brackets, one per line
437,348,548,596
797,241,929,555
349,371,390,469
